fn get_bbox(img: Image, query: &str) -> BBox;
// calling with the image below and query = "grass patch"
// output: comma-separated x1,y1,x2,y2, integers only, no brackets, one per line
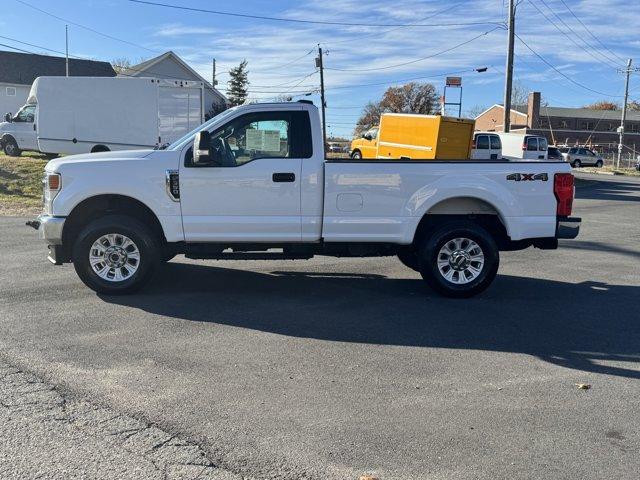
581,165,640,177
0,152,48,215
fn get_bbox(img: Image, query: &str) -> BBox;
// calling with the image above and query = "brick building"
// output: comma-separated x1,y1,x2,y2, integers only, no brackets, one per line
474,92,640,156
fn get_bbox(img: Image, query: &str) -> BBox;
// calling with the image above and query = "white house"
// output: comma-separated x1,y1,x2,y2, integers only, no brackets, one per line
0,50,116,117
121,51,226,117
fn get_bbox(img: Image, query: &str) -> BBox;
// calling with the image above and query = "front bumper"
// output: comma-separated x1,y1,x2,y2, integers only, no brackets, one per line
36,214,65,244
557,216,581,239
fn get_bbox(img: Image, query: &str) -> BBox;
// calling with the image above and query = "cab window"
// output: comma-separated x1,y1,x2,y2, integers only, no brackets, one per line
365,127,378,140
538,137,548,151
475,135,489,149
185,111,311,167
15,105,35,123
526,137,538,151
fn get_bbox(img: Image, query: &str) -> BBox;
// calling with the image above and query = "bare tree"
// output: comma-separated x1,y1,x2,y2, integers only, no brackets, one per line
584,100,619,110
354,82,439,136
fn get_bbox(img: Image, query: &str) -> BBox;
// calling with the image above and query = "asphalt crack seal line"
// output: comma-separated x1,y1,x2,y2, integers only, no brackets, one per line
0,360,247,480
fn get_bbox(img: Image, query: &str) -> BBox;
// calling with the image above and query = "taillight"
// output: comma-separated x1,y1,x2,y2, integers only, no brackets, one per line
522,144,527,151
554,173,574,216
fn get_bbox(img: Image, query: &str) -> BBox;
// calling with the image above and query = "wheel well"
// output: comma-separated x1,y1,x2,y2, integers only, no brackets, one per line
1,134,16,145
62,195,166,252
91,145,110,153
351,149,361,156
412,199,510,250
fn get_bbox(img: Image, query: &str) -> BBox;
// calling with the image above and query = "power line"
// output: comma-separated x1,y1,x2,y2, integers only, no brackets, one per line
324,68,484,90
325,1,465,46
0,42,33,54
530,0,622,69
14,0,158,54
128,0,504,28
0,34,87,59
514,33,624,98
556,0,627,65
325,26,503,72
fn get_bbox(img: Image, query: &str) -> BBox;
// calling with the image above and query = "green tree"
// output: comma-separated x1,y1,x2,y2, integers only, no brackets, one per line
227,60,249,107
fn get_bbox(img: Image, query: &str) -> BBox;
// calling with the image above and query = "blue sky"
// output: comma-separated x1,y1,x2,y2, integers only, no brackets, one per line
2,0,639,137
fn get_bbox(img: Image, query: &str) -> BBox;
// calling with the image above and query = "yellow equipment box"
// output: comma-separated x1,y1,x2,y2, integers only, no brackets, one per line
351,113,475,160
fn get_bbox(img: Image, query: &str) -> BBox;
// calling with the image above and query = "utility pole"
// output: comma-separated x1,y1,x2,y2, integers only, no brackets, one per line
316,45,327,151
502,0,515,133
617,58,639,168
211,58,217,87
65,25,69,77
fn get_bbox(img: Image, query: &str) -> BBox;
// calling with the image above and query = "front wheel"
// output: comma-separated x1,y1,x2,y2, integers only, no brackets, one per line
418,221,499,298
3,138,21,157
72,215,160,294
572,159,581,168
351,150,362,159
595,159,603,168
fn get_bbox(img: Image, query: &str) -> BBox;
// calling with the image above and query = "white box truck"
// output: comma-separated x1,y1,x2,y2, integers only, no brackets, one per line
0,76,204,157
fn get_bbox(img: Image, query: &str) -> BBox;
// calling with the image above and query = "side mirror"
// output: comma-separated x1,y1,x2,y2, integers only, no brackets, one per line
193,130,211,165
4,113,12,122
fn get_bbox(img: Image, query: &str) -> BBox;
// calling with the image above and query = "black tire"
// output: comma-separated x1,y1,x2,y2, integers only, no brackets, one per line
72,215,160,294
397,246,420,272
572,159,581,168
3,138,21,157
418,221,499,298
351,150,362,159
595,160,603,168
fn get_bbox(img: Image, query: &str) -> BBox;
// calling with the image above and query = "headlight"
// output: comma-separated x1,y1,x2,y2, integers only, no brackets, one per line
43,173,61,214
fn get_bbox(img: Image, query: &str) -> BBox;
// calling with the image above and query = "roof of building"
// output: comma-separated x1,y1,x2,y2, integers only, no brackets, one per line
0,50,116,85
487,102,640,122
122,51,226,103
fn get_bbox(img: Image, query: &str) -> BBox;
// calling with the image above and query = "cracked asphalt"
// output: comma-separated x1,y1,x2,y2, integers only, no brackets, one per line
1,172,639,479
0,360,241,479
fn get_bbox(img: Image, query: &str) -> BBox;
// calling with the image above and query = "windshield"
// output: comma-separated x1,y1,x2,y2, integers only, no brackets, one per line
167,107,238,151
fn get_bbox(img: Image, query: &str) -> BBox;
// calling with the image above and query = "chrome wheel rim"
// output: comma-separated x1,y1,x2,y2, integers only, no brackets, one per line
89,234,140,282
437,237,484,285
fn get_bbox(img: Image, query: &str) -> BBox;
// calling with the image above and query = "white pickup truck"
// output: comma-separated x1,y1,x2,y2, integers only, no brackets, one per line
33,101,580,298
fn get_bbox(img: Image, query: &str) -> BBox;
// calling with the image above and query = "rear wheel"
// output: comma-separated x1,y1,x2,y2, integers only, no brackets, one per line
72,215,160,294
418,221,499,298
3,138,21,157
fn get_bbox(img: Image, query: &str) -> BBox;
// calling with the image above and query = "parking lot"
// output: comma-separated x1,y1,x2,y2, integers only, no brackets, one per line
1,173,639,479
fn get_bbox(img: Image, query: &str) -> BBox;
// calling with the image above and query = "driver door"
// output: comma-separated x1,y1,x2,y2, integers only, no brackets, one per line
179,111,306,242
13,105,38,151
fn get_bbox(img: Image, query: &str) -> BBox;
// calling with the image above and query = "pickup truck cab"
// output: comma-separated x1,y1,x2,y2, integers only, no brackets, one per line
35,101,580,298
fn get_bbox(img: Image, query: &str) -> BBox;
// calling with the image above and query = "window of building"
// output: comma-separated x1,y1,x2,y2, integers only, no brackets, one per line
6,87,16,96
560,120,569,129
580,121,595,130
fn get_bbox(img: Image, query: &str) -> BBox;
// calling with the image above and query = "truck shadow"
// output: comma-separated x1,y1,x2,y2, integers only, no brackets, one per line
102,262,640,380
575,176,640,202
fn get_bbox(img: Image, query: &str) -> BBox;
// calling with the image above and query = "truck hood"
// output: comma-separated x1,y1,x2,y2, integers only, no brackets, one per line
45,149,156,172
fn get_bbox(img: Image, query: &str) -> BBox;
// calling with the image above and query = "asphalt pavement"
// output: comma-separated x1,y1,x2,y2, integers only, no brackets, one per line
1,172,639,480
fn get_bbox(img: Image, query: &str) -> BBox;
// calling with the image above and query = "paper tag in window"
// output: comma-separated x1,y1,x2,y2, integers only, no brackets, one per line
245,129,281,152
263,130,281,152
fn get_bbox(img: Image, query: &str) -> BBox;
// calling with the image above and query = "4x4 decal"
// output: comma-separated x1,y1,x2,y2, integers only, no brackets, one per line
506,173,548,182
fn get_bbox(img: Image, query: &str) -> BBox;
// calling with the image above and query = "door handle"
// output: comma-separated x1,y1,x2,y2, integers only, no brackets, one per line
272,172,295,182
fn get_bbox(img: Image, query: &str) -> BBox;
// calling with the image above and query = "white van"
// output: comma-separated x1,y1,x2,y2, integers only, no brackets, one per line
498,132,548,161
471,132,502,160
0,76,205,157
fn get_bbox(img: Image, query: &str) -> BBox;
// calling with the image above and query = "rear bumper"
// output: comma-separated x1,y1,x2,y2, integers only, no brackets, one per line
557,216,581,239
